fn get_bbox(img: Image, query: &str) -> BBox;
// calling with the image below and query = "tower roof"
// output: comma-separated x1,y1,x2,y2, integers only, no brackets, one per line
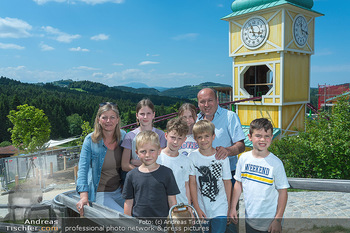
222,0,322,20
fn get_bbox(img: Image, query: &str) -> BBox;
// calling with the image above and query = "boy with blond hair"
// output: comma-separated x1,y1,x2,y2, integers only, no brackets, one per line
189,120,232,233
229,118,289,233
122,131,179,220
157,117,191,205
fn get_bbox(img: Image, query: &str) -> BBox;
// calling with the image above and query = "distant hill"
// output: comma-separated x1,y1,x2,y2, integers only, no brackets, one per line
160,82,231,99
52,79,74,87
123,82,149,89
52,80,230,99
123,82,169,91
113,81,231,99
50,80,320,104
113,86,160,96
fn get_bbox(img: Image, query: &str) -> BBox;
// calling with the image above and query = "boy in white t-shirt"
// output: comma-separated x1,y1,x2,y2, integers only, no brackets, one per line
189,120,232,233
229,118,289,233
157,117,191,204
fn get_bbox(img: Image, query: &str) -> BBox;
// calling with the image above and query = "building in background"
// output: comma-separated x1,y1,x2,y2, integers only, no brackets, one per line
318,83,350,109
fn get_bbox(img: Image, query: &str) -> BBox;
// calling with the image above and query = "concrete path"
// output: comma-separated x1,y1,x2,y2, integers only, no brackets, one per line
237,191,350,232
237,191,350,218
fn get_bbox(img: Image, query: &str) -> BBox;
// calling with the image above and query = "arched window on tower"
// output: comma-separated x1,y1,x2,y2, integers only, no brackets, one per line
243,65,273,97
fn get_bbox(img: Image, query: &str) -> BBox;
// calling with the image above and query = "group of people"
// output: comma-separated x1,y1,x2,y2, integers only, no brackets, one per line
76,88,289,233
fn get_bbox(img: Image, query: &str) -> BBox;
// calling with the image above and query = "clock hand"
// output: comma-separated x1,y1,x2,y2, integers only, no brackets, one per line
301,29,308,36
250,26,255,37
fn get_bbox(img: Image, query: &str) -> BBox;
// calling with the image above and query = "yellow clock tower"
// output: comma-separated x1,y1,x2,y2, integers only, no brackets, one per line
222,0,323,135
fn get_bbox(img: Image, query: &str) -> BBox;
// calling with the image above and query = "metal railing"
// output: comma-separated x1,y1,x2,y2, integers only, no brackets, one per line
121,96,263,131
288,177,350,193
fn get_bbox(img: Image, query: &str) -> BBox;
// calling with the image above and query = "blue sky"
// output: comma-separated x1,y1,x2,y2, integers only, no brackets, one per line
0,0,348,88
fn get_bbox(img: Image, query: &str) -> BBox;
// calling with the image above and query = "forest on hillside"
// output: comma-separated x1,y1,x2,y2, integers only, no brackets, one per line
0,77,191,143
0,77,321,144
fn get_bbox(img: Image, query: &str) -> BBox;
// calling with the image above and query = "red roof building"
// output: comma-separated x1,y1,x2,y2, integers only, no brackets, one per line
318,83,350,109
0,145,19,158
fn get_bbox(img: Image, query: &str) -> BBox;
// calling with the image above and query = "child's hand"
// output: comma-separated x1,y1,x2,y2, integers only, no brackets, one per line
228,208,238,224
268,219,282,233
195,208,207,221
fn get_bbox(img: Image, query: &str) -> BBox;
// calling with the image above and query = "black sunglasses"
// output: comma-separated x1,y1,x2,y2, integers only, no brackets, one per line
99,102,117,107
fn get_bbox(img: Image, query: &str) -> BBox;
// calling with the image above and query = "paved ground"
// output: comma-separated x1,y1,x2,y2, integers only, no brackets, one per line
237,191,350,232
237,191,350,218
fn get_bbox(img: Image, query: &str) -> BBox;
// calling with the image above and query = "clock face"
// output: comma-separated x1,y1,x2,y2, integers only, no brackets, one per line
241,16,269,50
293,14,308,47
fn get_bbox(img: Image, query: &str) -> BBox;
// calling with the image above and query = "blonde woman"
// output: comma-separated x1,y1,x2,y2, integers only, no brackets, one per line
76,102,126,215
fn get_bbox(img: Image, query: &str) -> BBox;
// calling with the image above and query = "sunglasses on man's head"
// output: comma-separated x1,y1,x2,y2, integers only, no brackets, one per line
99,102,117,107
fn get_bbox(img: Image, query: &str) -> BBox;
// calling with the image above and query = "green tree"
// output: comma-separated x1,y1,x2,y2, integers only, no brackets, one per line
10,94,21,111
7,104,51,153
76,121,93,146
270,96,350,179
50,105,69,139
0,96,11,142
67,113,83,136
0,141,11,147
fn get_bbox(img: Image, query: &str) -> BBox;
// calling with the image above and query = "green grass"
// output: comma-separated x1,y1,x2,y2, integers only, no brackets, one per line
313,225,350,233
7,178,27,190
70,88,87,93
288,188,317,192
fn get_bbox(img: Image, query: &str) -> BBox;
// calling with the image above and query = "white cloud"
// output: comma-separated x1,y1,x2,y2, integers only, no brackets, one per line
92,72,104,77
42,26,80,43
112,63,124,66
69,47,89,52
80,0,124,4
33,0,124,5
3,66,26,70
172,33,199,41
0,42,25,50
73,66,99,70
146,54,160,57
93,69,147,82
33,0,66,4
91,34,109,41
39,42,54,51
139,61,160,66
0,17,32,38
